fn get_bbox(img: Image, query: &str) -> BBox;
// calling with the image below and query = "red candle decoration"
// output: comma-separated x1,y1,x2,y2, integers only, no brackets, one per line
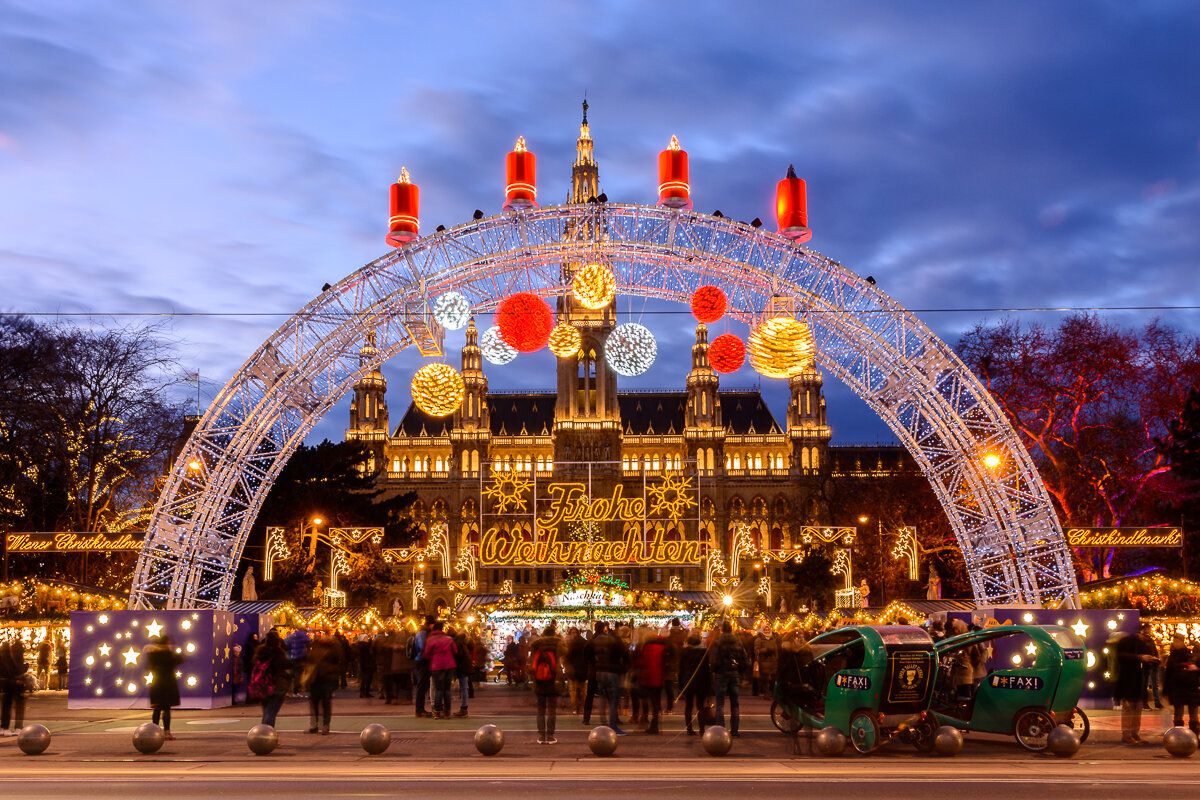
386,167,419,247
504,136,537,210
496,292,554,352
708,334,745,374
690,285,727,323
657,135,691,210
775,164,811,243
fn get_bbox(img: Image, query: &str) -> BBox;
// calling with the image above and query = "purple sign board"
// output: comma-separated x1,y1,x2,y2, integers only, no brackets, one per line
68,609,269,709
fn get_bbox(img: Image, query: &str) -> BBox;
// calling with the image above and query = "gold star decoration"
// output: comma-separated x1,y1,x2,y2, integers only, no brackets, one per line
1070,620,1089,637
98,644,112,657
482,467,532,513
122,646,140,665
1024,642,1038,657
144,620,163,638
646,474,698,521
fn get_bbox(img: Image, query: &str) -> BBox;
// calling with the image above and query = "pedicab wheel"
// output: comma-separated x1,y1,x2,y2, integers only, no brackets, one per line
1013,708,1056,752
848,710,880,754
770,701,802,734
910,714,937,753
1061,707,1090,744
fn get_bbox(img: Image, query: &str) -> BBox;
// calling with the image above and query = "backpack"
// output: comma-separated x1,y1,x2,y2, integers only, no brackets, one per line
248,658,273,700
533,648,557,682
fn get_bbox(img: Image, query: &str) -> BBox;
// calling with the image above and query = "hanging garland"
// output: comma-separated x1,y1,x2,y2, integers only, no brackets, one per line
690,285,727,323
410,363,465,416
547,322,582,358
572,263,617,310
748,317,815,378
480,325,517,365
431,291,470,330
708,333,746,373
605,322,657,376
496,292,554,352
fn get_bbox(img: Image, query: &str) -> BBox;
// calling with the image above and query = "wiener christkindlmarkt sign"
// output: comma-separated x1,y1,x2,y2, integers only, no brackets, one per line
5,532,145,553
1065,527,1183,548
477,469,702,567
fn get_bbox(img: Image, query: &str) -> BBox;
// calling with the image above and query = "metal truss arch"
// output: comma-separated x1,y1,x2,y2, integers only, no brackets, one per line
130,203,1078,610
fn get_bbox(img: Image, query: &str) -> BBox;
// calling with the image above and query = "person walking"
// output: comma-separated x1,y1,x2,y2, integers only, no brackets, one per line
566,627,587,715
664,619,685,711
1142,627,1165,710
422,621,458,719
35,639,52,691
452,627,472,717
530,624,565,743
356,634,376,698
679,631,712,736
251,629,292,727
142,634,183,739
753,626,779,698
711,620,747,737
304,633,342,735
1164,633,1200,735
636,628,669,734
0,637,26,735
412,616,435,717
285,627,311,696
1115,622,1158,744
581,625,600,725
590,621,630,735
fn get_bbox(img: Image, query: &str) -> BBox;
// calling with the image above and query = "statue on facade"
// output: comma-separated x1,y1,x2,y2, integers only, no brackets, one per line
392,597,402,617
858,579,870,608
241,566,257,601
925,566,942,600
778,595,788,614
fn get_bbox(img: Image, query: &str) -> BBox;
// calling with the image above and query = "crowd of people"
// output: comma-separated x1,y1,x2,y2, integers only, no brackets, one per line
1112,621,1200,744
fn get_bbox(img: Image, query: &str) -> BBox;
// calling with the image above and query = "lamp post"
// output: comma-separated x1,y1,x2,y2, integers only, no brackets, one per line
302,516,324,570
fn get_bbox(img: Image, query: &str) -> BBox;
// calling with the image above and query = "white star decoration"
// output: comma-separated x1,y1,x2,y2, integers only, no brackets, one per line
145,620,164,639
122,646,140,665
1024,642,1038,657
98,644,112,657
1070,620,1089,637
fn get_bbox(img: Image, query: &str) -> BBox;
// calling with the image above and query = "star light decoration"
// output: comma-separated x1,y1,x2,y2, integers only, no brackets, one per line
483,466,532,513
410,363,465,417
647,475,698,521
571,263,617,310
432,291,471,330
1070,620,1089,637
122,646,140,665
747,316,815,379
480,325,517,365
605,322,657,376
145,620,163,639
548,322,582,358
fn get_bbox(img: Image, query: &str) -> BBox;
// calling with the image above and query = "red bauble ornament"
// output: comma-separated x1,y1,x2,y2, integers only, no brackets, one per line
691,285,727,323
496,292,554,352
708,334,745,373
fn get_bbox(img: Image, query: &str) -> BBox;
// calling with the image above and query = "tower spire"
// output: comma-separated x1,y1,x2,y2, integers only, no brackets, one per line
571,99,598,202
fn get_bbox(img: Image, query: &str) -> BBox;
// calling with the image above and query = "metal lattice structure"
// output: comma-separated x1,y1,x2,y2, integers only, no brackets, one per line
129,203,1079,610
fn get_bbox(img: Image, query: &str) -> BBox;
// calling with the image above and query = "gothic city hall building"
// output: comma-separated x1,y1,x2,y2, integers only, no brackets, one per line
345,107,906,613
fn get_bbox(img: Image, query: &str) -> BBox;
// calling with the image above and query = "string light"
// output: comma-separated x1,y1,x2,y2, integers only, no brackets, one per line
410,363,465,417
432,291,471,330
605,322,657,376
708,333,745,373
747,316,815,379
690,285,727,323
480,325,517,365
496,292,554,351
572,264,617,310
547,322,582,358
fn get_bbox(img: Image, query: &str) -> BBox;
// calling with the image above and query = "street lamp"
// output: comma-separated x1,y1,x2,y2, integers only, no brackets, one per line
303,516,325,564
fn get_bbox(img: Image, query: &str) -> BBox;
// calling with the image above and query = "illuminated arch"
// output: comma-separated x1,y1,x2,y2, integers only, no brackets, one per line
130,203,1077,609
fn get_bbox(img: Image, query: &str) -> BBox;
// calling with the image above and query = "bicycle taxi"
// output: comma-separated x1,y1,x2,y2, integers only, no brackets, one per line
929,624,1088,751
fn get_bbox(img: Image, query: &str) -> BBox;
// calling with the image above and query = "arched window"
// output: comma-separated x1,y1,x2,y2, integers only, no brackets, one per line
461,451,469,472
471,450,479,473
801,447,810,471
392,457,400,473
811,448,820,470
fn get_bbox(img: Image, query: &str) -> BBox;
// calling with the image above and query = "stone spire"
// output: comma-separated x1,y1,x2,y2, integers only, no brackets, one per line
570,99,599,204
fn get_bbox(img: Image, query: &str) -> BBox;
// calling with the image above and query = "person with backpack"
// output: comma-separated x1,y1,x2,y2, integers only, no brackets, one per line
142,634,183,739
710,620,747,737
251,629,292,727
422,621,458,719
530,624,565,744
411,616,435,717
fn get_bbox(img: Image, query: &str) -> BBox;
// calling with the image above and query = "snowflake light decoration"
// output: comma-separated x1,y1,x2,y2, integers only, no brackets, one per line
572,263,618,310
432,291,470,330
410,363,465,416
605,322,657,376
548,322,582,358
480,325,517,365
647,474,697,521
483,466,532,513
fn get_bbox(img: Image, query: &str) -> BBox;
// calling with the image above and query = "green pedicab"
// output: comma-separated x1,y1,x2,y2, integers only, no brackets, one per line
930,624,1088,752
772,625,940,754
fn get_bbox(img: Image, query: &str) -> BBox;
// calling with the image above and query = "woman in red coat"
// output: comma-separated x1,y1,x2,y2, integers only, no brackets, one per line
636,630,669,734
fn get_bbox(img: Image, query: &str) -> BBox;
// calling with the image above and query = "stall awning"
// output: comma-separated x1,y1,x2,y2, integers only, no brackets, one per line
456,594,504,612
229,601,287,615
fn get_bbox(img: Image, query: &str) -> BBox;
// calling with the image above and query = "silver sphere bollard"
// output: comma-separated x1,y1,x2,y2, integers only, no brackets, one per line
247,723,279,756
17,724,51,756
1163,726,1199,758
588,725,619,757
474,724,504,756
932,725,963,756
1047,725,1081,758
815,726,846,756
132,722,166,755
701,725,733,756
360,723,391,755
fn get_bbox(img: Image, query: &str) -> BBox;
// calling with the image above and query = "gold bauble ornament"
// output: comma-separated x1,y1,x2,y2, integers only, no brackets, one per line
410,363,465,417
572,264,617,310
548,322,582,358
747,317,815,379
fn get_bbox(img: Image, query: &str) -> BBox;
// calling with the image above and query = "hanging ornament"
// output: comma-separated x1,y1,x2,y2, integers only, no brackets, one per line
708,333,745,373
572,264,617,310
747,317,815,379
410,363,465,417
480,326,517,365
548,322,582,358
432,291,470,330
605,322,657,376
496,292,554,352
690,285,727,323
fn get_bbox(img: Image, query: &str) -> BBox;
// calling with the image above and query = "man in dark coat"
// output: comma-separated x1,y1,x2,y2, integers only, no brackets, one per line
710,620,747,736
678,631,712,735
1115,622,1158,744
0,638,27,735
1165,633,1200,734
143,635,183,739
